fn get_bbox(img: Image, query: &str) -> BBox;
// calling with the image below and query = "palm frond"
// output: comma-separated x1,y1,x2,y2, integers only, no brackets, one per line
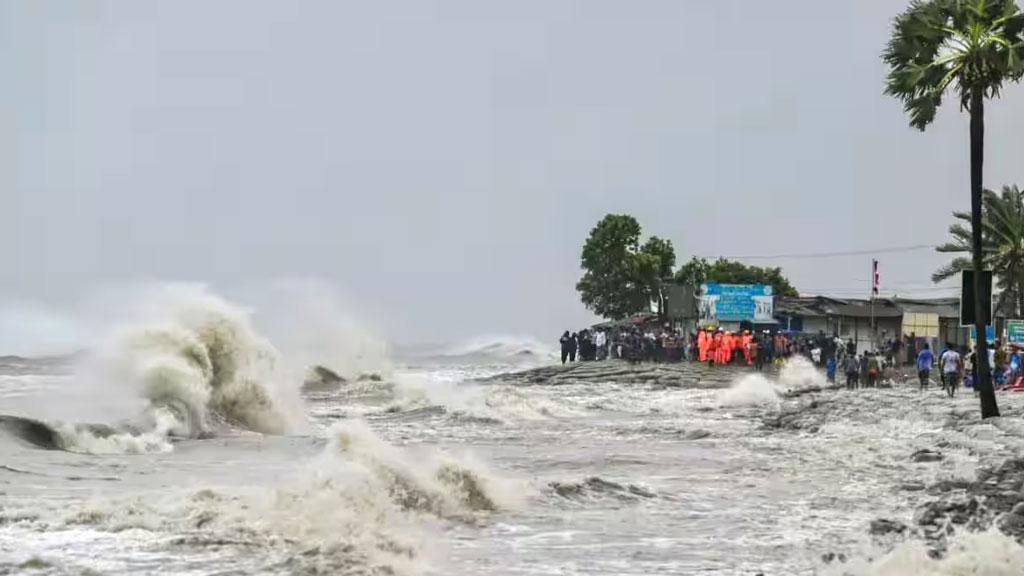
932,257,973,283
884,0,1024,127
934,181,1024,300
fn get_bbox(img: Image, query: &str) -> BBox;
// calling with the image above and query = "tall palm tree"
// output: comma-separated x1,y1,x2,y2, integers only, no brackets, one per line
884,0,1024,418
934,186,1024,318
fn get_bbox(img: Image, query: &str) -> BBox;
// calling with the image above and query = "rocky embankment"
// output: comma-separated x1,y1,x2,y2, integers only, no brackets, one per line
479,360,756,388
864,457,1024,559
482,360,843,399
862,398,1024,557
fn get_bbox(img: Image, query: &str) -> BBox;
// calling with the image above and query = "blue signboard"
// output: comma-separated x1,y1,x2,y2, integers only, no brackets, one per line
699,284,774,323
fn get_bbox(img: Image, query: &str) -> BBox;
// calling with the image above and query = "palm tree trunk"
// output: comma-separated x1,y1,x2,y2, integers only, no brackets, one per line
1018,281,1024,319
970,89,999,419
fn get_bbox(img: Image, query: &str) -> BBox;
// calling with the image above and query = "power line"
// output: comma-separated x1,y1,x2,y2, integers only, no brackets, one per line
714,244,938,260
801,286,956,294
801,282,957,291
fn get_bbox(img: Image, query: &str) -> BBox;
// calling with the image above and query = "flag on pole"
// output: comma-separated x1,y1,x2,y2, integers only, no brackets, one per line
872,259,880,297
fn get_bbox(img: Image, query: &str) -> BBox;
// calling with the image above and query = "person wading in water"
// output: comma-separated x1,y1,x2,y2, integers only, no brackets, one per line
916,343,934,390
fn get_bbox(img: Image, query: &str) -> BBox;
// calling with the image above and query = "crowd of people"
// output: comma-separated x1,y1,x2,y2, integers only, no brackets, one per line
558,326,851,370
558,325,1024,397
913,339,1024,394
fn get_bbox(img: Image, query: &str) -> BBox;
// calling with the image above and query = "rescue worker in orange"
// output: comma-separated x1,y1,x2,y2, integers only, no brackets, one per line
718,332,732,365
750,335,762,370
697,330,708,362
742,330,753,365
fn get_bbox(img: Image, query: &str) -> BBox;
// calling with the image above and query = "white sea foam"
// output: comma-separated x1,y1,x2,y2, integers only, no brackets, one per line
719,356,827,408
389,371,580,421
829,529,1024,575
55,407,180,454
719,373,782,407
323,420,520,514
777,356,829,392
46,420,514,575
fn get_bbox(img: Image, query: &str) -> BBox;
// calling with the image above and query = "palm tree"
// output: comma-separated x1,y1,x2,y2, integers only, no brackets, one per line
934,186,1024,318
884,0,1024,418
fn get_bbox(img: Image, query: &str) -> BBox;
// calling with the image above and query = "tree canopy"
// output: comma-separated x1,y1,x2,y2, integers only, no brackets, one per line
934,185,1024,316
883,0,1024,130
576,215,676,320
674,257,799,297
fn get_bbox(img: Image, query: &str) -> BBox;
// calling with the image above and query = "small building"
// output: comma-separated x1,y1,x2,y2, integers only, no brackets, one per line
774,295,966,355
894,297,966,349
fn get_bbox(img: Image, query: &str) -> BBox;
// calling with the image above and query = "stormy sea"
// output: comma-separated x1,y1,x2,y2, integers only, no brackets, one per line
3,289,1024,575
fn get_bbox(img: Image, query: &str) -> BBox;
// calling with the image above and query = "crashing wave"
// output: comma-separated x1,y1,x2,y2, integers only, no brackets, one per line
0,287,311,453
325,420,511,516
44,420,514,574
92,287,307,441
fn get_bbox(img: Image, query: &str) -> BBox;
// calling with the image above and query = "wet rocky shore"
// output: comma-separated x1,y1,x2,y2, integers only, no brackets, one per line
480,360,761,388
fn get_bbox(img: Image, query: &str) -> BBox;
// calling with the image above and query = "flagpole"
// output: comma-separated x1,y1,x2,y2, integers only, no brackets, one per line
871,259,878,349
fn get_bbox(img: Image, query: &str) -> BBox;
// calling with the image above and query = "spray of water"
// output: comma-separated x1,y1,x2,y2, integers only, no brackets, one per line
828,529,1024,576
719,357,827,408
35,285,312,453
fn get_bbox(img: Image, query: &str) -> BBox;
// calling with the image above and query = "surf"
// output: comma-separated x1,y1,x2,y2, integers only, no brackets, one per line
0,286,308,453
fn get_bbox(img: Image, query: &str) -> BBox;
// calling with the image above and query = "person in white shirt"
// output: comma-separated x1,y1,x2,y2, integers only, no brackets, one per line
594,330,607,360
940,346,963,396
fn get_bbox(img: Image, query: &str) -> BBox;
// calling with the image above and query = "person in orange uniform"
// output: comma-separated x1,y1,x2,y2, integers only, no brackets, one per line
742,330,753,365
710,330,722,366
697,330,708,362
718,332,732,365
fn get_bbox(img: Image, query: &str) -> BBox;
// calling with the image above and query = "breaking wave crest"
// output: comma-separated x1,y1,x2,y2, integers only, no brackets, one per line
324,420,516,516
57,287,308,452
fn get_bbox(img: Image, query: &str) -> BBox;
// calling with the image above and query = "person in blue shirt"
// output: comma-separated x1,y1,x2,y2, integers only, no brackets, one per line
916,343,934,390
826,355,837,383
1008,347,1022,388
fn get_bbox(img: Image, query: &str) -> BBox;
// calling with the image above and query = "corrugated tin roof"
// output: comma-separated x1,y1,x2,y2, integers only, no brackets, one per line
823,302,903,319
894,298,959,318
776,295,961,319
775,297,827,317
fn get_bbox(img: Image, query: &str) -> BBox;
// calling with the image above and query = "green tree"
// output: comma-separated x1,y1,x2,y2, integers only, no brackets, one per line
576,215,676,320
934,185,1024,317
637,236,677,318
674,257,711,288
883,0,1024,418
674,257,798,297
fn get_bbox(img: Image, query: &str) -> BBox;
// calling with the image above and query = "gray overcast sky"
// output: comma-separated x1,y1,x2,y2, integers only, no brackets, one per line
4,0,1024,350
